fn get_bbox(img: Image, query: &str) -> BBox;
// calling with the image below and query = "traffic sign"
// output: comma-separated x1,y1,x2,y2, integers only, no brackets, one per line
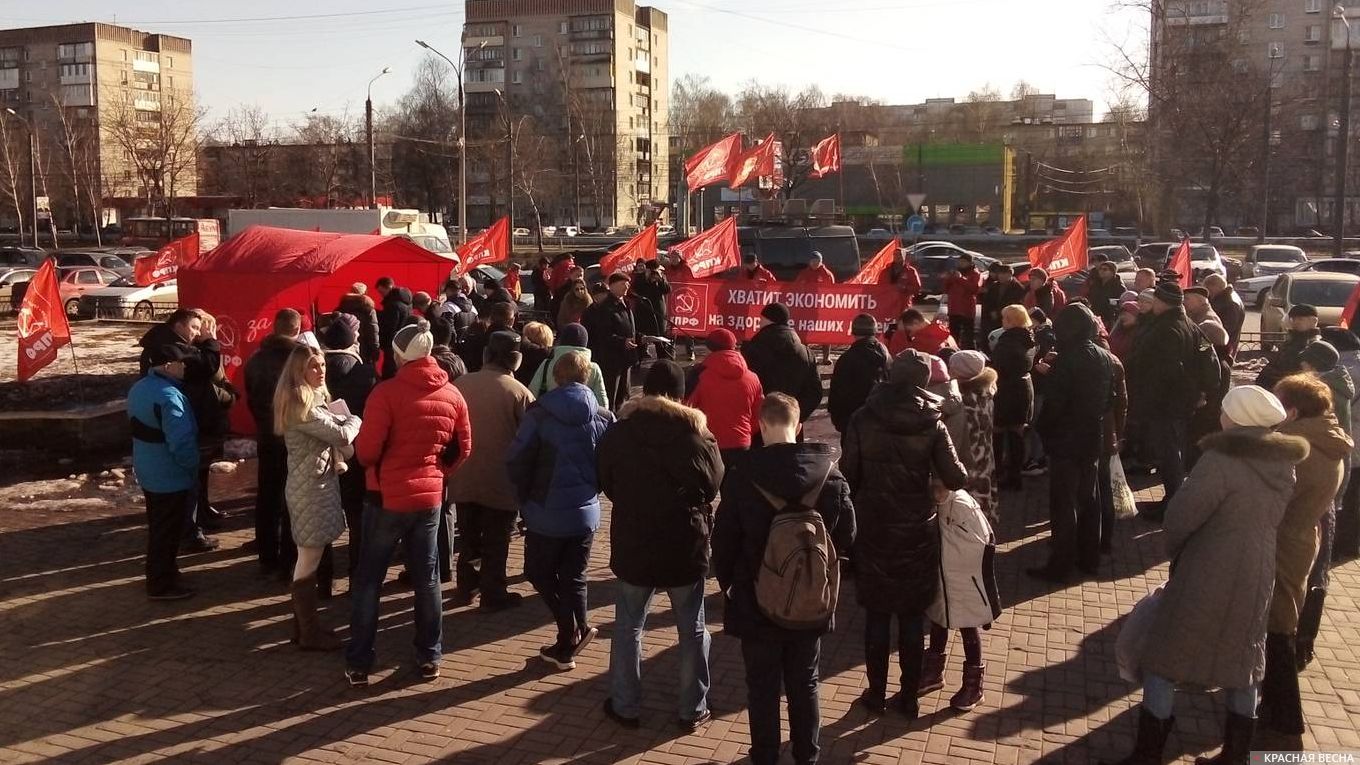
906,193,927,211
907,215,926,235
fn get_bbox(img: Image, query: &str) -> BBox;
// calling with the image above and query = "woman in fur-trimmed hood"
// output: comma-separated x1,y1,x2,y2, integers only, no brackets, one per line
946,351,1000,523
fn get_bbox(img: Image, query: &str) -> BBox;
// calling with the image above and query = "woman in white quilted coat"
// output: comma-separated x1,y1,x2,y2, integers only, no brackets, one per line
274,345,362,651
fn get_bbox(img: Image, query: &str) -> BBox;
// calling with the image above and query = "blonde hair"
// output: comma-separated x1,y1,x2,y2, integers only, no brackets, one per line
522,321,554,347
1001,304,1032,329
552,350,590,385
191,308,216,337
273,345,329,435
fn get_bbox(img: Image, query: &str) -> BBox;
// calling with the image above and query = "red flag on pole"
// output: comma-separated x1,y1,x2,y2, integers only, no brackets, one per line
808,133,842,180
453,217,510,277
848,238,900,285
1026,216,1088,279
134,232,200,287
1169,238,1194,288
16,259,71,382
598,223,659,276
672,217,741,279
729,133,777,189
684,133,742,190
1341,281,1360,330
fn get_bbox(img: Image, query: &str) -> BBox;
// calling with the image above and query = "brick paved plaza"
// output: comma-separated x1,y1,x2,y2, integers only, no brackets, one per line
2,412,1359,764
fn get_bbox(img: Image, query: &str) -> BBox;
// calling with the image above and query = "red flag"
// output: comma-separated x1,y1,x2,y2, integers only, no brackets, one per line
598,223,659,276
1169,238,1193,288
848,238,900,285
16,259,71,382
672,217,740,279
453,217,510,277
134,233,200,287
684,133,742,190
1026,216,1088,279
1341,281,1360,330
808,133,842,180
729,133,777,189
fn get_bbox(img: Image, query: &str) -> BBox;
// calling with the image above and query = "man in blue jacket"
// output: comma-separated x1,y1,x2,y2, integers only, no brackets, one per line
129,343,201,600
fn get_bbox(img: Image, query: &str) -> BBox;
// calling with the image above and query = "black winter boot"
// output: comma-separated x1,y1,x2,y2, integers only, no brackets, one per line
1194,711,1254,765
1295,586,1327,672
1101,706,1174,765
1259,632,1305,735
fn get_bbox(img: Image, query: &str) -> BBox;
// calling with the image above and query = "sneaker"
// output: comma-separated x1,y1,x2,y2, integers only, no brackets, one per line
345,669,369,688
1020,461,1048,477
147,585,195,601
571,625,599,658
419,662,441,681
479,592,524,613
539,644,576,671
603,698,640,729
181,534,220,554
679,708,712,732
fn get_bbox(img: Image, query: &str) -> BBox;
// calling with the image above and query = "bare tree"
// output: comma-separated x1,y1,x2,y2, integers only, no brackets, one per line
730,81,827,198
510,117,562,252
391,54,459,217
0,112,26,239
289,111,363,207
209,104,276,208
1011,80,1039,101
103,87,205,217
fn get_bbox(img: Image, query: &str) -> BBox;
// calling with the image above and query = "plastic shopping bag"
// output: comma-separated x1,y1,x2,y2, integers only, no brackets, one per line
1110,453,1138,520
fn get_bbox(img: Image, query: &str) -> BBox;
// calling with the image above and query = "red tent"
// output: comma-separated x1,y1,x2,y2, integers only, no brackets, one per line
179,225,455,434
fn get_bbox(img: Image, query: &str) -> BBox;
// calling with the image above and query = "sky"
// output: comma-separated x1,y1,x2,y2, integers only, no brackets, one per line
8,0,1148,130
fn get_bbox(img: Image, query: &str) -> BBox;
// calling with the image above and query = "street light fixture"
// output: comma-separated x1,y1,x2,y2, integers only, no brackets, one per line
416,38,486,246
366,66,392,210
1337,5,1354,257
4,106,38,248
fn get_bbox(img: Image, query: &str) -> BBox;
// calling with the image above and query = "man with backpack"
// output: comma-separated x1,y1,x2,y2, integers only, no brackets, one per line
712,392,856,765
840,349,967,719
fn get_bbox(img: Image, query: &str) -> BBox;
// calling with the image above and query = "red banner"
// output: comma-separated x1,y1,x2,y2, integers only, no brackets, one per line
667,278,903,344
1170,239,1193,288
134,233,201,287
684,134,742,190
672,217,741,279
809,133,842,179
453,216,510,277
16,259,71,382
598,223,658,276
1342,282,1360,330
729,133,777,189
1026,216,1087,278
847,238,900,285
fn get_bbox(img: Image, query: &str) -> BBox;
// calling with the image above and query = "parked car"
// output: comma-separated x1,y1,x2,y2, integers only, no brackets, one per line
1133,241,1177,271
0,267,36,312
1199,226,1226,239
1236,258,1360,308
559,226,581,237
1190,244,1228,281
58,266,123,315
76,277,178,320
95,245,152,263
54,250,134,277
0,246,45,267
540,226,557,237
1237,226,1261,238
1261,272,1360,335
905,241,991,296
511,227,530,237
1112,226,1142,238
1089,245,1136,271
865,227,893,238
657,224,676,237
1089,228,1112,239
470,264,536,312
1241,244,1308,278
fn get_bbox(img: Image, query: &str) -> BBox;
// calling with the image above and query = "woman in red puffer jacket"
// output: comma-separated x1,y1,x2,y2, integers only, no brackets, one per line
685,329,764,470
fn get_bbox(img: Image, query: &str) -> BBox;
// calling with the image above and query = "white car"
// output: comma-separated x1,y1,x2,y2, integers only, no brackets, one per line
560,226,580,237
1241,245,1308,279
540,226,557,237
657,224,676,237
76,277,178,320
512,227,530,237
0,267,36,312
1189,244,1227,282
1236,258,1360,308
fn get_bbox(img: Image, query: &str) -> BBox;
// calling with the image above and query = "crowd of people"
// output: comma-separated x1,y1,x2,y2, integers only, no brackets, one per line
123,247,1358,765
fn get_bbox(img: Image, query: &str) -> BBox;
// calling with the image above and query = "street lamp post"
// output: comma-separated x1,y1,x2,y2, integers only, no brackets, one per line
493,88,514,230
366,66,391,210
417,39,485,246
4,108,38,248
1337,5,1354,257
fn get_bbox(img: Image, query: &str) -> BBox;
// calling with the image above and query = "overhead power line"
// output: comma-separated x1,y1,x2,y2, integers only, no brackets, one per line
9,4,459,26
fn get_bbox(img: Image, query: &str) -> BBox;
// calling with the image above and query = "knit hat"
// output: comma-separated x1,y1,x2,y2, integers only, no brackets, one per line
643,359,686,400
851,313,878,338
948,350,987,380
393,318,434,363
761,302,790,325
1120,290,1140,303
1198,320,1229,348
1138,288,1156,303
1153,281,1183,306
707,328,737,351
1222,385,1288,428
558,323,589,348
927,354,950,386
1119,300,1141,317
1301,340,1341,372
889,349,932,387
320,312,360,350
1288,303,1319,319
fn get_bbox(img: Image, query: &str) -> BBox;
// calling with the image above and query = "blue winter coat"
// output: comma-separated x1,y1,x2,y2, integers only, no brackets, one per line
128,370,200,493
506,382,613,538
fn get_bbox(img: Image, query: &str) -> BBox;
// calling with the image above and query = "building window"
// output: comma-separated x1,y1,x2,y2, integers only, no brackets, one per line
512,48,521,61
1302,114,1320,130
1306,24,1322,42
1268,41,1284,58
168,75,174,88
512,70,522,84
1238,28,1251,44
1269,12,1285,28
57,41,93,61
512,24,522,37
168,56,174,68
1306,0,1322,12
560,21,568,34
533,34,542,47
1305,53,1323,70
120,70,128,83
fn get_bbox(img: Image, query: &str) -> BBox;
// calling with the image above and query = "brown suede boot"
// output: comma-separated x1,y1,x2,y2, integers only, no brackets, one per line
949,662,986,711
290,575,340,652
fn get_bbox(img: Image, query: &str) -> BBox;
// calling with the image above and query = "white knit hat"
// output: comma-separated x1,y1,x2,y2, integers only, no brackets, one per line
393,318,434,363
948,350,987,380
1222,385,1288,428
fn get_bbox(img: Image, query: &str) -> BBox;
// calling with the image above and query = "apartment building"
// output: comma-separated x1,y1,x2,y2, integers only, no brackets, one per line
0,23,194,229
461,0,669,228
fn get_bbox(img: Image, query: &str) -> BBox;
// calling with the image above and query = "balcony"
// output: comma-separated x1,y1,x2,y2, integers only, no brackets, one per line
569,28,613,41
60,72,90,85
463,34,504,48
0,70,16,90
133,58,160,73
134,95,161,111
61,84,93,107
634,54,650,73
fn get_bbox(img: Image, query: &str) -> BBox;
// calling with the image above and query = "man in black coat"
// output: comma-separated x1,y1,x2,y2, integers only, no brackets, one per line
243,308,302,578
584,273,640,411
337,283,382,365
375,277,414,379
741,302,823,426
459,301,516,375
712,392,856,765
841,349,966,718
1126,282,1202,518
630,260,674,360
1084,261,1125,329
597,361,724,730
1205,274,1246,356
827,314,889,434
1256,304,1322,391
480,277,515,309
1030,304,1113,581
979,262,1027,352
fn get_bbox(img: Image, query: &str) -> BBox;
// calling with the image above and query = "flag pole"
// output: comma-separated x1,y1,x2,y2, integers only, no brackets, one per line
66,337,86,406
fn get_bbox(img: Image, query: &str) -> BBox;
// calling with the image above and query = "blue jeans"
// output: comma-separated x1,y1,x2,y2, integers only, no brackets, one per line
1142,672,1257,720
608,580,711,721
345,501,442,672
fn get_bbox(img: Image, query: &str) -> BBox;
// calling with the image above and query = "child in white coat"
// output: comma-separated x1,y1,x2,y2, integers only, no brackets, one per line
921,480,1002,711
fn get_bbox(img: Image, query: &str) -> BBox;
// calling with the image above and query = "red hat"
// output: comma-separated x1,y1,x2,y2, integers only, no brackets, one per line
707,328,737,351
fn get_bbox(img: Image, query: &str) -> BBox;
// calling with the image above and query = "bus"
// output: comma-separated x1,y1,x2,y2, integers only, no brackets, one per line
119,217,222,251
